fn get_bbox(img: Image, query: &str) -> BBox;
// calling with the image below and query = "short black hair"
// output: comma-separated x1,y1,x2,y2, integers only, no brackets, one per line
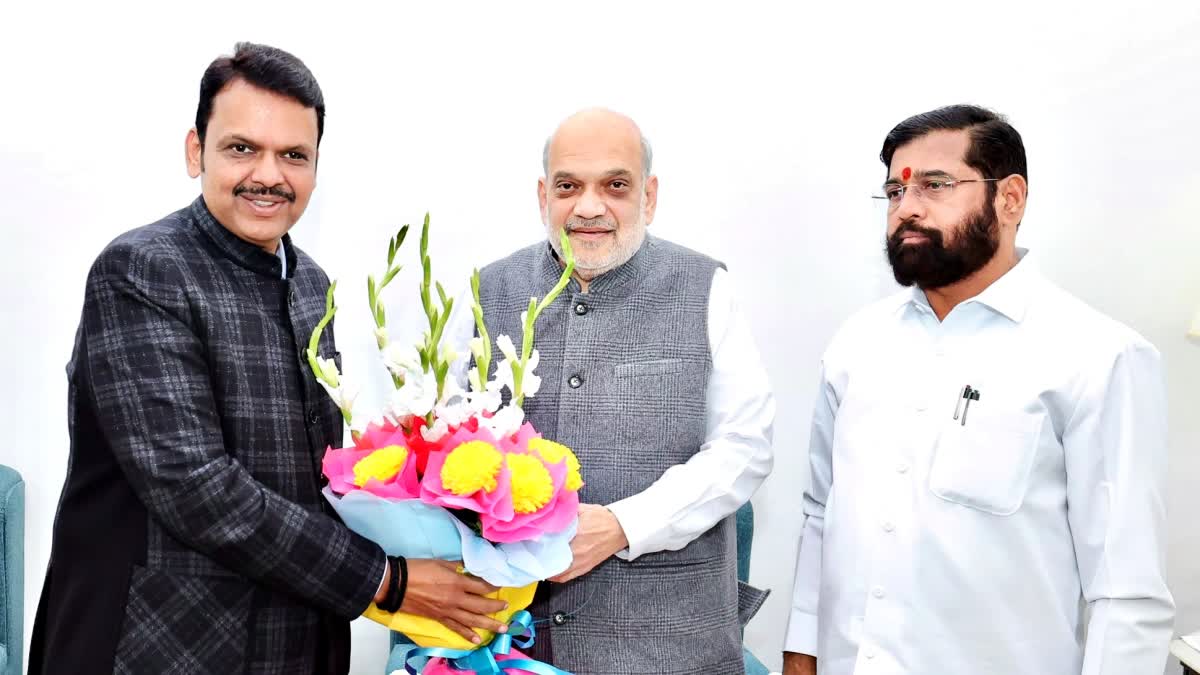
195,42,325,148
881,105,1027,193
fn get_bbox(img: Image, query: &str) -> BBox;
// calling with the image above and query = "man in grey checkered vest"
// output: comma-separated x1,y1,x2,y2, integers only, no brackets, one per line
462,108,776,674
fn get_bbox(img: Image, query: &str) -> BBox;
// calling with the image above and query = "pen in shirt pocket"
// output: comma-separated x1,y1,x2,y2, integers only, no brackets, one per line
953,385,981,426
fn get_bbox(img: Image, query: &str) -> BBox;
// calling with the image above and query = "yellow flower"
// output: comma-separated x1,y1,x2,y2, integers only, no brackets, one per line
529,438,583,492
441,441,504,495
353,445,409,486
507,453,555,514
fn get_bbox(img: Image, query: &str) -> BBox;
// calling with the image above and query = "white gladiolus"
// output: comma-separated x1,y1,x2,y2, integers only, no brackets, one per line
479,404,525,439
315,356,341,388
318,379,358,420
468,336,485,360
495,334,519,362
420,417,450,442
381,343,421,381
388,370,439,419
521,349,541,398
470,387,503,415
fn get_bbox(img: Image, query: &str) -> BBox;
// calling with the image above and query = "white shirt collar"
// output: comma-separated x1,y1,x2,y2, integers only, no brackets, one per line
910,247,1034,323
276,239,287,279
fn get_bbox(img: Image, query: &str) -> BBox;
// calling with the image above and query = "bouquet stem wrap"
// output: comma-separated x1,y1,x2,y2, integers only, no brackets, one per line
402,610,569,675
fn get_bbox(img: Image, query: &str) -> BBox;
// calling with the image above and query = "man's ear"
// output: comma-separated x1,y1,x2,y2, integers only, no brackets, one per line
997,174,1027,228
538,176,549,225
642,174,659,226
185,128,203,178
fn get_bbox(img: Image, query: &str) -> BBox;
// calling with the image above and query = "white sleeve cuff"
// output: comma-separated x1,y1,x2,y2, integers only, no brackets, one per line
784,610,819,657
606,496,657,561
376,557,389,598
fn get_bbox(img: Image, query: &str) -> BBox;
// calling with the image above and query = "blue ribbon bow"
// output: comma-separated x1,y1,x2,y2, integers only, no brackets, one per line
404,611,570,675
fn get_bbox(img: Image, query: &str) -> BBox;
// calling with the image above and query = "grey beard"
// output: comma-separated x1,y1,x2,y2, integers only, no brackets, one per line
550,224,645,279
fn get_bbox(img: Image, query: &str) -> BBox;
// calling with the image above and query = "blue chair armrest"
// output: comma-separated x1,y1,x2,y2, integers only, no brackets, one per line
744,646,771,675
0,465,25,675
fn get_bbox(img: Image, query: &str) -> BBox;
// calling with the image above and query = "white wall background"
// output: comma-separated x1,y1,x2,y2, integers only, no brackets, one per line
2,2,1198,673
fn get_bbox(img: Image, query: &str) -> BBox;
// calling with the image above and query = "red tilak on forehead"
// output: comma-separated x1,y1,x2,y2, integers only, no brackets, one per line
901,166,912,181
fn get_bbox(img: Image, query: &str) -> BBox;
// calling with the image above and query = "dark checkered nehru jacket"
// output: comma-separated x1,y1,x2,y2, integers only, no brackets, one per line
29,197,386,675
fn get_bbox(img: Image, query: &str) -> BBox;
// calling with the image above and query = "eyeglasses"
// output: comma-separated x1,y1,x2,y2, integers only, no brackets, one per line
872,177,1001,210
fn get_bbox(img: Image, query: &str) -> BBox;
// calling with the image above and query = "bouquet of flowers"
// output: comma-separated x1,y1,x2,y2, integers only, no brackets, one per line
308,216,581,674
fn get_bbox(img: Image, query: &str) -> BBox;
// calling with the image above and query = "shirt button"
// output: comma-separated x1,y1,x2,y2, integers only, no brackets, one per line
574,302,588,316
873,586,886,599
551,612,568,626
568,375,583,389
864,647,877,659
896,462,909,474
882,521,895,533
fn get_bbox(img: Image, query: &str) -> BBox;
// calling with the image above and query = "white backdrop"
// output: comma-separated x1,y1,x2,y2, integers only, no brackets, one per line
2,2,1198,673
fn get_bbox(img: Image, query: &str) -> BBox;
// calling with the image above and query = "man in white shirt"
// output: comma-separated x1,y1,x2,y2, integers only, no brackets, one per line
457,108,775,673
783,105,1174,675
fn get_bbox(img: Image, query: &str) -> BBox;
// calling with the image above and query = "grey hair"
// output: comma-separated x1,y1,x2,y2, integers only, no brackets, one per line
542,134,654,178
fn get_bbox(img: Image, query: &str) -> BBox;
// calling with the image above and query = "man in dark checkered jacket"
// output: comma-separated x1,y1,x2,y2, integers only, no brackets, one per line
29,42,506,675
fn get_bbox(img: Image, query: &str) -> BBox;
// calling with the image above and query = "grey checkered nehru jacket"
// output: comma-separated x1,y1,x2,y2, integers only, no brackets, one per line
477,235,744,675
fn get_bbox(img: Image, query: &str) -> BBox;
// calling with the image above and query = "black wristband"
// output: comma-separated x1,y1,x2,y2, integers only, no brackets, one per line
395,555,408,611
380,556,404,612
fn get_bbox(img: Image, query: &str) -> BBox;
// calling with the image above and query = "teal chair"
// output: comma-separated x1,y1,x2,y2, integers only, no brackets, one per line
0,465,24,675
737,502,771,675
386,502,771,673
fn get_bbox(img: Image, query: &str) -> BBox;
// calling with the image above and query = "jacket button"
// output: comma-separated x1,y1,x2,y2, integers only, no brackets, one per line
308,408,320,425
551,612,568,626
288,288,295,306
568,375,583,389
574,302,588,316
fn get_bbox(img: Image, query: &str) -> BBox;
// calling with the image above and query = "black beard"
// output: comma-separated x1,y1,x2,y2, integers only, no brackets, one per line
886,202,999,289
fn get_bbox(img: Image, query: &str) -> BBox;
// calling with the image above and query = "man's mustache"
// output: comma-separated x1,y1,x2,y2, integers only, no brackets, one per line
563,217,616,233
233,184,296,203
892,220,941,242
